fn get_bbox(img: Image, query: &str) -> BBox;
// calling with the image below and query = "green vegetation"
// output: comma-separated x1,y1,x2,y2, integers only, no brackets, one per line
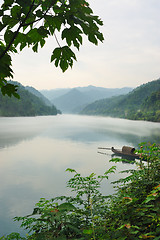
1,143,160,239
0,82,60,116
81,79,160,122
131,90,160,122
0,0,103,97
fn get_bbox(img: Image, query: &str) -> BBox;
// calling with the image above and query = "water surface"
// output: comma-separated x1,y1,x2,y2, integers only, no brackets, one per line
0,114,159,235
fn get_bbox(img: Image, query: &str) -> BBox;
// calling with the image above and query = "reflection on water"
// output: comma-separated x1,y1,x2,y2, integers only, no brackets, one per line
0,115,159,235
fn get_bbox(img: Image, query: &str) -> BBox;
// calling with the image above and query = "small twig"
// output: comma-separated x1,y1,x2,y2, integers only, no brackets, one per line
54,32,61,48
90,198,96,240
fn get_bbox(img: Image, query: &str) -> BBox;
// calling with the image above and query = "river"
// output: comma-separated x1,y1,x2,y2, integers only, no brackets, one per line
0,114,160,235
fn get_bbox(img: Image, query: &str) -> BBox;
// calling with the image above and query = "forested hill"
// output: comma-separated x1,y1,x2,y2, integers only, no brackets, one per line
0,82,60,116
25,86,52,106
81,79,160,122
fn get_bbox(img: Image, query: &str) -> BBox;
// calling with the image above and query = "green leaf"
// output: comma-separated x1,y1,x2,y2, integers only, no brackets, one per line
40,38,45,48
36,9,43,18
51,47,62,62
53,16,64,31
4,30,15,44
65,46,76,59
60,58,68,72
88,34,98,45
96,31,104,42
2,0,14,8
89,173,96,178
104,166,116,175
11,5,22,18
32,42,38,52
0,22,5,32
0,10,4,16
83,229,93,234
58,202,76,211
14,32,28,50
66,168,76,173
13,92,20,99
37,26,49,37
31,207,41,215
62,26,83,49
1,83,19,98
16,0,32,8
28,29,40,42
2,15,11,25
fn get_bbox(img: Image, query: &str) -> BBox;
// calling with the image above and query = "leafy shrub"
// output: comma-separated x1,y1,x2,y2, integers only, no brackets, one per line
2,143,160,239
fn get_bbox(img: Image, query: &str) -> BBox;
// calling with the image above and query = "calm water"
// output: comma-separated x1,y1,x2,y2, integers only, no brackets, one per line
0,114,160,235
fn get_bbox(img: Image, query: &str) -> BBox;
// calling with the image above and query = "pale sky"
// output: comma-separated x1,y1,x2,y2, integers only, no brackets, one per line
11,0,160,90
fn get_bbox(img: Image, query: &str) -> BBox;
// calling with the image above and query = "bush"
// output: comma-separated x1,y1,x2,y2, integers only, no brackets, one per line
2,143,160,239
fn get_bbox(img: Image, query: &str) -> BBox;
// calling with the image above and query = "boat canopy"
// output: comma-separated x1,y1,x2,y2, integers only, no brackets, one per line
122,146,135,154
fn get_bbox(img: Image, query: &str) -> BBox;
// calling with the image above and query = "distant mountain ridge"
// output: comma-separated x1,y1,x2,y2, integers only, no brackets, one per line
41,88,70,101
1,79,158,121
41,86,133,113
81,78,160,122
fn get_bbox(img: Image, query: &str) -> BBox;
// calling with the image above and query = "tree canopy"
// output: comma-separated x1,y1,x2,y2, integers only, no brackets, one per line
80,79,160,122
0,0,104,97
0,81,60,116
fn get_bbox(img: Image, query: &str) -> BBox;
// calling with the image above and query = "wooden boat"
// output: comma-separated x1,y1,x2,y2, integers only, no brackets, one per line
98,146,140,160
111,146,140,159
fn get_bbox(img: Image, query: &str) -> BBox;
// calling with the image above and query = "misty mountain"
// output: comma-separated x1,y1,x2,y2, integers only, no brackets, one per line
41,88,70,101
25,86,52,106
81,78,160,122
40,86,133,113
52,88,91,113
76,85,132,101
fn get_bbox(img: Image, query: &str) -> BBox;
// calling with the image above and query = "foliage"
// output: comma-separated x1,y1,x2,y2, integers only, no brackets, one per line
80,78,160,122
2,143,160,239
0,81,60,116
0,0,104,97
105,143,160,239
132,90,160,122
13,166,116,239
0,232,26,240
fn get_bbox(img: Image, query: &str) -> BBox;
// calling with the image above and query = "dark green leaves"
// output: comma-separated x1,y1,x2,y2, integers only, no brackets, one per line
37,26,49,37
0,45,14,78
0,0,104,96
51,46,77,72
1,83,20,98
11,5,22,18
2,0,14,10
36,9,43,18
2,15,11,25
62,26,82,49
16,0,32,8
4,30,15,45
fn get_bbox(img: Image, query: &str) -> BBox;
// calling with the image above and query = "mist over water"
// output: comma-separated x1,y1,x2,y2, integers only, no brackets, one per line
0,114,159,235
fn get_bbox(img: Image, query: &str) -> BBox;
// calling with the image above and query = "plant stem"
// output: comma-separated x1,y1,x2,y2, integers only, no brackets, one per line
90,198,96,240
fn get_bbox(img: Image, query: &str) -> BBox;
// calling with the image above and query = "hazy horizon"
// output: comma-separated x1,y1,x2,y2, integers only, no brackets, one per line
10,0,160,90
36,84,134,91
